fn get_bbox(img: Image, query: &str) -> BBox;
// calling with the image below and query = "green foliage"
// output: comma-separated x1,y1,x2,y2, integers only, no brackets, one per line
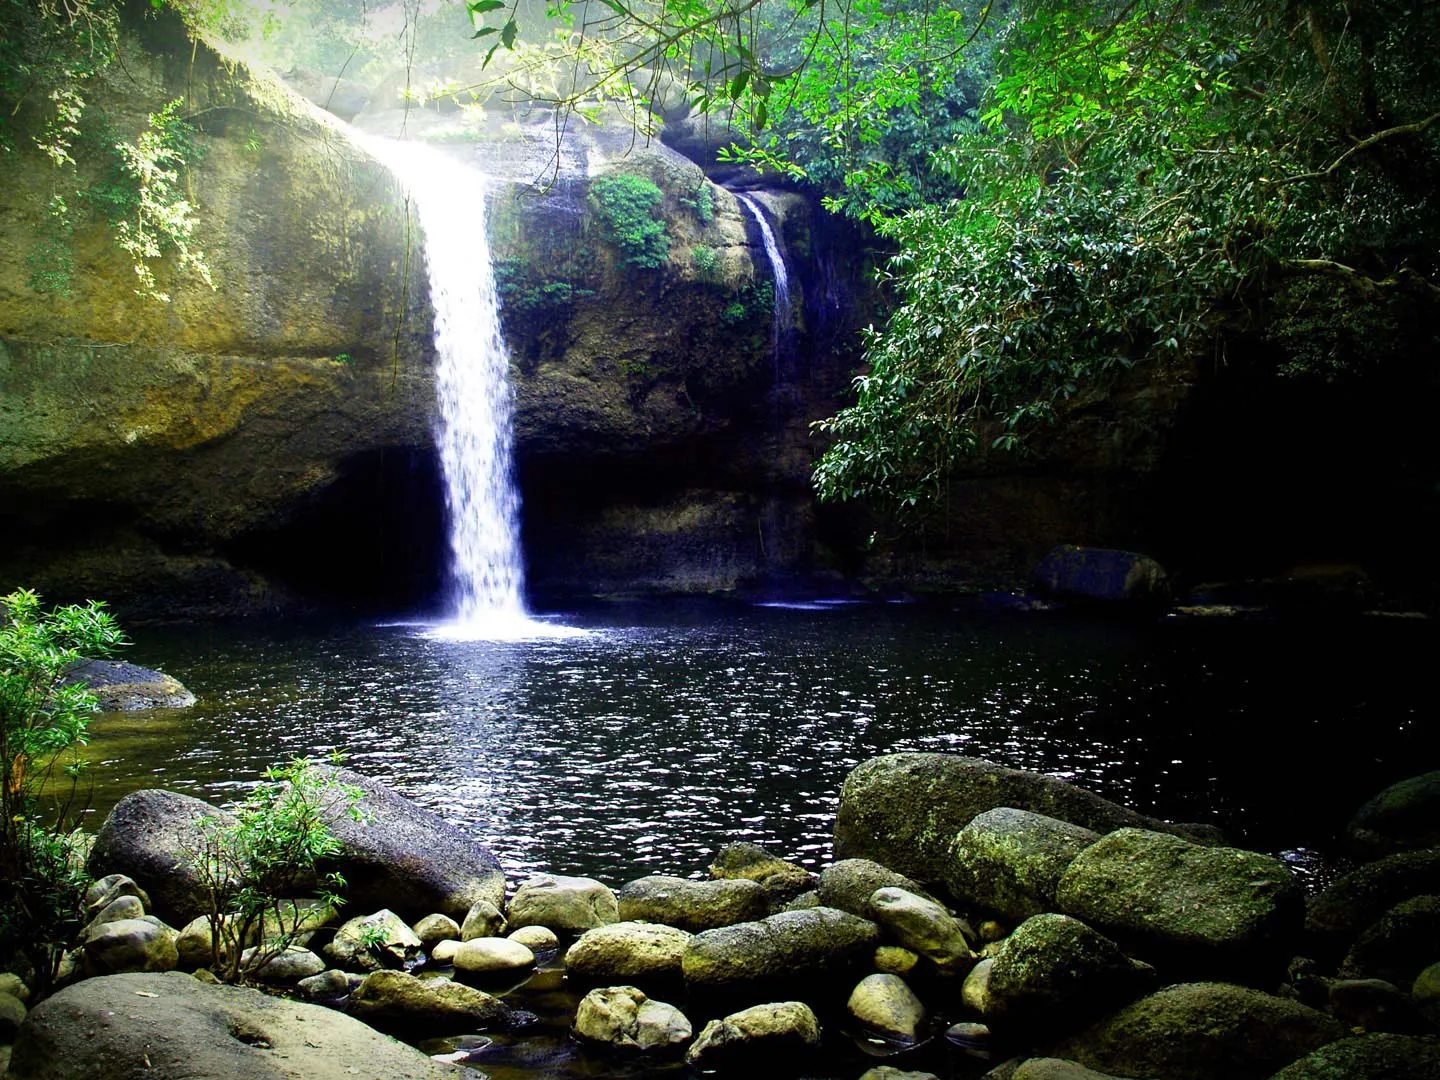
333,352,354,367
26,194,76,297
681,183,714,226
2,0,214,304
493,258,596,315
691,244,720,276
103,101,213,302
589,173,671,270
720,280,774,327
0,588,125,997
190,757,364,983
813,0,1440,517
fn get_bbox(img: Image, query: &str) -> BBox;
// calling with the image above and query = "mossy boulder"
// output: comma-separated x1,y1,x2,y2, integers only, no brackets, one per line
684,1001,821,1071
946,808,1101,921
835,754,1214,889
1337,895,1440,987
816,859,938,919
564,922,693,985
1057,982,1343,1080
986,914,1151,1031
1055,829,1301,978
1304,849,1440,958
348,970,513,1036
709,842,815,907
87,789,231,927
62,660,196,710
1346,772,1440,861
1030,546,1169,605
618,876,768,932
1266,1033,1440,1080
681,907,880,994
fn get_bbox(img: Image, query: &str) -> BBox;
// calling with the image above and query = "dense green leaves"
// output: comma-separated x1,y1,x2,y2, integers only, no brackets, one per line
0,588,126,997
589,172,672,268
813,0,1440,516
190,757,365,983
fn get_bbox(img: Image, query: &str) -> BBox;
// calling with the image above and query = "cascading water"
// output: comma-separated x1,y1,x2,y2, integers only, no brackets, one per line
734,192,791,349
358,136,572,640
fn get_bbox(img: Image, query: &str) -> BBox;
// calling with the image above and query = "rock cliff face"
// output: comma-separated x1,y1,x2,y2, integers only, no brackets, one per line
0,9,830,617
16,8,1381,619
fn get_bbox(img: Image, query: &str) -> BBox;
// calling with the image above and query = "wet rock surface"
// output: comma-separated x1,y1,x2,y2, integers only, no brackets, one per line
835,754,1216,887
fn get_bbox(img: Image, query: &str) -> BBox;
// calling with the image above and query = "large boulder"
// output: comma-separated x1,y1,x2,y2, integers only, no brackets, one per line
348,970,513,1036
564,921,692,984
313,766,505,921
1337,895,1440,987
62,659,196,710
682,907,880,993
618,875,769,931
1030,546,1169,605
1304,849,1440,957
507,874,619,932
1056,982,1343,1080
86,790,231,927
573,985,692,1053
816,859,938,918
6,971,475,1079
946,808,1100,921
1345,772,1440,860
684,1001,821,1071
1055,828,1301,978
835,754,1214,888
985,914,1150,1030
1267,1033,1440,1080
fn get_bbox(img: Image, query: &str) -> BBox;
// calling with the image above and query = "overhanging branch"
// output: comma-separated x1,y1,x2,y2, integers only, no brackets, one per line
1273,109,1440,186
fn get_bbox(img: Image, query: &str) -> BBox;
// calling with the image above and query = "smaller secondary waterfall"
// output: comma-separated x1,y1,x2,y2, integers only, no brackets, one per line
734,192,792,349
359,136,568,639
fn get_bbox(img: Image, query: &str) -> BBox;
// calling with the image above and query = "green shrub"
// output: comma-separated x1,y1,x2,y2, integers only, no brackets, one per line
720,280,774,326
681,183,714,225
691,244,720,276
0,588,125,997
590,173,670,270
190,757,365,983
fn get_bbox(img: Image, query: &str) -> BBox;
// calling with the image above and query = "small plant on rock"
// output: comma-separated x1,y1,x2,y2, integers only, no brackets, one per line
191,756,365,983
590,173,670,270
0,588,125,997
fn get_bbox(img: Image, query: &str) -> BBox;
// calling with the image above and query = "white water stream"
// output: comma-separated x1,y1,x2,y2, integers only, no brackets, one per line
734,191,791,348
358,137,575,640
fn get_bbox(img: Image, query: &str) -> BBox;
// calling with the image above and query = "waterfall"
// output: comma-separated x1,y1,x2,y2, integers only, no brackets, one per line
734,192,791,349
358,136,563,639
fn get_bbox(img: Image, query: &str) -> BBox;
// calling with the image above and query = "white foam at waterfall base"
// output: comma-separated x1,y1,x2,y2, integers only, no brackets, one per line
356,135,582,642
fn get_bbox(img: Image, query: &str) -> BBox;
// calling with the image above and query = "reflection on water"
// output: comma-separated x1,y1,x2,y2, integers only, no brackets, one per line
78,602,1432,884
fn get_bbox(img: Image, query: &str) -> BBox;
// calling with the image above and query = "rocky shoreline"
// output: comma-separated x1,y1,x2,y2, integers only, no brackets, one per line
2,754,1437,1079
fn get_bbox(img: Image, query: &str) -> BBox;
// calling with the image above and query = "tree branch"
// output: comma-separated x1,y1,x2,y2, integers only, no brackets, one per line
1281,258,1440,299
1273,109,1440,185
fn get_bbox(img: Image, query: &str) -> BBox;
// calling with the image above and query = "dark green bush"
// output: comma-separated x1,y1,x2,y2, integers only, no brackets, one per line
590,173,670,270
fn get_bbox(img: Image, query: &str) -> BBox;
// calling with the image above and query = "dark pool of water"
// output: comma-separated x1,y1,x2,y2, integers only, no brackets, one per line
75,600,1432,886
